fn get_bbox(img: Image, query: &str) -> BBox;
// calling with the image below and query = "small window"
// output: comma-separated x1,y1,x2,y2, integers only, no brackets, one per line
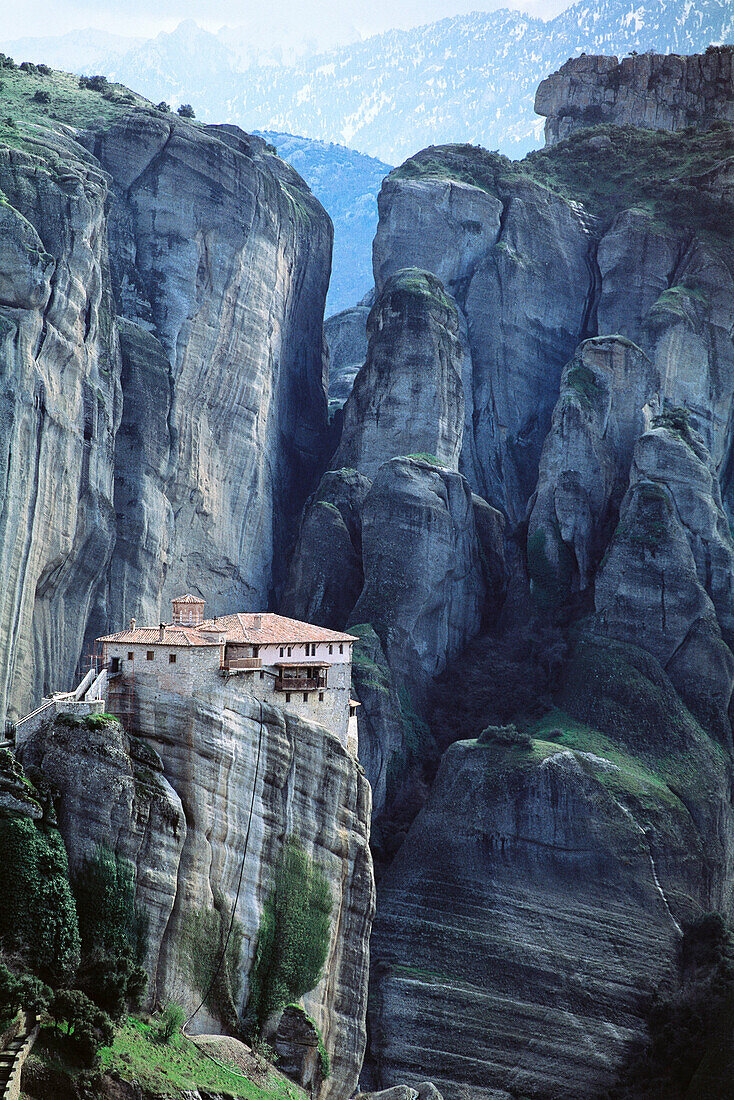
285,692,291,703
169,653,176,664
287,646,292,657
127,652,134,661
259,670,264,680
146,651,154,661
280,646,284,657
339,643,344,654
319,691,324,702
329,644,333,655
252,645,260,657
303,692,308,703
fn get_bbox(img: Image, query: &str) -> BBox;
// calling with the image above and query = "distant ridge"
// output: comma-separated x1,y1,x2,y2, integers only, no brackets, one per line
3,0,732,161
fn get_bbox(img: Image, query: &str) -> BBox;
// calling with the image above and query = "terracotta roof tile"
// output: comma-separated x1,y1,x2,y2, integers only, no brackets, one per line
98,613,357,647
97,626,217,646
172,593,205,604
199,613,358,645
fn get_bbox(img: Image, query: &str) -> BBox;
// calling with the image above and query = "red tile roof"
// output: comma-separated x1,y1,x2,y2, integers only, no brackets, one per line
98,613,357,647
172,593,205,604
97,626,218,646
199,613,357,645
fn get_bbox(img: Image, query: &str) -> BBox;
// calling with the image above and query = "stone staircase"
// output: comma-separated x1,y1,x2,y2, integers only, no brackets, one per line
0,1014,39,1100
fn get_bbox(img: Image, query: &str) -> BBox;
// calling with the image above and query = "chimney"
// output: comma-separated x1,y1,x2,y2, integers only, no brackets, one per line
253,614,262,631
159,624,165,642
129,618,136,631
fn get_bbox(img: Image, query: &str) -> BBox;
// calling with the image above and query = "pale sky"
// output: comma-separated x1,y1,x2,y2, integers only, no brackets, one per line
3,0,573,44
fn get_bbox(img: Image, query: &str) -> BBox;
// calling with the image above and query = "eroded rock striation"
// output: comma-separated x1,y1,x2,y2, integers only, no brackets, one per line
0,108,333,724
595,423,734,737
334,271,465,479
527,336,659,602
18,689,375,1100
536,46,734,145
0,131,121,721
368,663,734,1099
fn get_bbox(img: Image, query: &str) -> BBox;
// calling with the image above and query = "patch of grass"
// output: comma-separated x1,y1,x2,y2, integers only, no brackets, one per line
405,453,444,466
390,124,734,246
0,64,151,134
96,1017,303,1099
564,359,601,408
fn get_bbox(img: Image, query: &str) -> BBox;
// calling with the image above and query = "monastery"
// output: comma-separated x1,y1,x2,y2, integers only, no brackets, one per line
16,596,360,754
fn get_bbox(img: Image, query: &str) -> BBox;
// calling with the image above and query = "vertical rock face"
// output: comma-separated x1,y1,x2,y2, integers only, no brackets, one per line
595,424,734,736
18,690,375,1100
350,457,486,706
368,722,732,1100
527,336,659,601
535,47,734,145
281,469,371,630
0,110,333,721
334,271,465,480
106,319,174,632
0,134,121,719
325,292,373,407
372,153,593,521
86,115,332,622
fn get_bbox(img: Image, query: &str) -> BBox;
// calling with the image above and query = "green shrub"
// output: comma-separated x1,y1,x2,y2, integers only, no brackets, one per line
79,75,109,93
477,724,533,748
72,847,148,1017
157,1002,185,1043
606,913,734,1098
49,988,114,1066
0,815,80,982
72,847,147,964
179,896,244,1029
156,101,170,112
177,103,195,118
245,838,332,1033
31,90,51,104
0,963,51,1029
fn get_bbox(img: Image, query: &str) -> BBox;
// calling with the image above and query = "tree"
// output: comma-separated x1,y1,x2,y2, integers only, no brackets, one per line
157,1002,185,1043
156,101,170,112
0,964,50,1029
177,103,195,118
49,989,114,1066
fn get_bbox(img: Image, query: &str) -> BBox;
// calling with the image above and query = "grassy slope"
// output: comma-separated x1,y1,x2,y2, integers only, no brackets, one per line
0,65,151,131
26,1018,305,1100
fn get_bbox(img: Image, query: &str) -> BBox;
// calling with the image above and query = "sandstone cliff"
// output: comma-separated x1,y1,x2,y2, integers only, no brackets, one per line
536,46,734,145
0,129,121,720
0,106,332,724
368,695,734,1099
18,689,375,1100
326,292,373,408
334,271,465,479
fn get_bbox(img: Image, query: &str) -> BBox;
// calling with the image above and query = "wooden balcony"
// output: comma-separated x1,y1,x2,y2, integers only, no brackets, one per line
275,676,324,693
222,657,262,671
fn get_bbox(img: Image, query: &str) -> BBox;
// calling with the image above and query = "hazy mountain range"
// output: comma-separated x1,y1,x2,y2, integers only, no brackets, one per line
5,0,732,164
5,0,730,312
256,132,392,313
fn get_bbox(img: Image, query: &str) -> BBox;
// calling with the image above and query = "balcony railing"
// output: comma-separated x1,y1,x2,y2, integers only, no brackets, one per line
222,657,262,671
275,676,324,693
